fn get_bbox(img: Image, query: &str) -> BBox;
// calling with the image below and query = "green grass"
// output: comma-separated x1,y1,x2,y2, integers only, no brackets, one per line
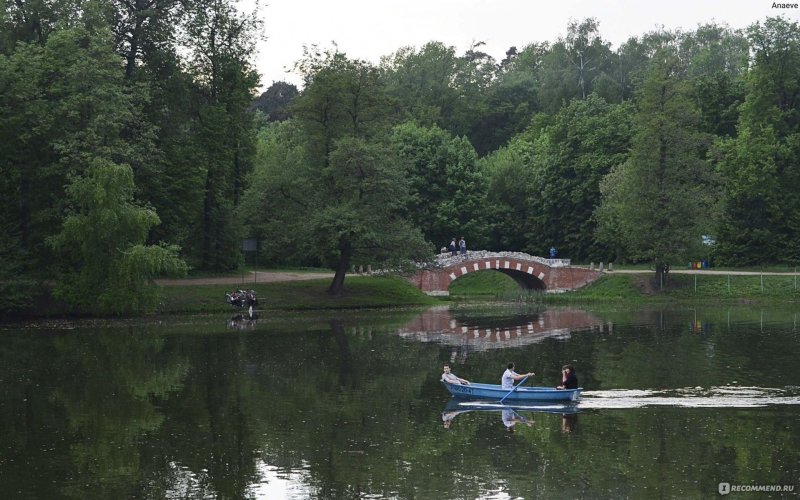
497,273,800,305
158,276,440,313
661,273,800,301
448,271,520,298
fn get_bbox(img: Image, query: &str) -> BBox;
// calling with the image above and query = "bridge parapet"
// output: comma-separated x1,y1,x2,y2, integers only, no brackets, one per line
425,251,570,270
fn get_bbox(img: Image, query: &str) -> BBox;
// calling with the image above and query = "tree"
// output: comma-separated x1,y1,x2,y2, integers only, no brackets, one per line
245,51,429,295
389,122,488,250
181,0,262,270
248,80,299,121
538,18,614,113
528,94,634,260
0,24,150,278
48,159,186,314
713,17,800,265
595,50,719,281
244,133,428,296
381,42,462,129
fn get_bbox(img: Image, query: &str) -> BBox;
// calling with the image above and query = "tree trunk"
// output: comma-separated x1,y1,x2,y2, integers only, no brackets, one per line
328,238,352,296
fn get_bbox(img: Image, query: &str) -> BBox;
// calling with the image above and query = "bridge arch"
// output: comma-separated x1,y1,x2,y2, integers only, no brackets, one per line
406,252,600,296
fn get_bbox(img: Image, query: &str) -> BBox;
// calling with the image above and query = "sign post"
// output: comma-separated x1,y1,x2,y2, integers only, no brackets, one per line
243,239,258,284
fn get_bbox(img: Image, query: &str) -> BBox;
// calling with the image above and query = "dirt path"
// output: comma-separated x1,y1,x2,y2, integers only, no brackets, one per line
156,268,798,286
156,271,334,286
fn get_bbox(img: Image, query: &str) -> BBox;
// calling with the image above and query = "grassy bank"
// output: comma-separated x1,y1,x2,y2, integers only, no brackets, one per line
447,270,800,304
512,273,800,304
8,270,798,320
158,275,440,314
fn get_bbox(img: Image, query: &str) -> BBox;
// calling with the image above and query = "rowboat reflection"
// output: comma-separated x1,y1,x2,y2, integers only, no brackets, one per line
441,399,579,432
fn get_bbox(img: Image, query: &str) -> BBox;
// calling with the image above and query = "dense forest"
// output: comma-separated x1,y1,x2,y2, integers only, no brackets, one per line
1,0,799,311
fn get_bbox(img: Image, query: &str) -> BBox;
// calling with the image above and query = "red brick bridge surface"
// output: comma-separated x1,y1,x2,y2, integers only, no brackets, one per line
406,251,601,296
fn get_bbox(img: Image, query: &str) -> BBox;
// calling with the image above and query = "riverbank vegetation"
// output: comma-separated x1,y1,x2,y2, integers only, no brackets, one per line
2,2,799,315
507,274,800,304
158,276,439,314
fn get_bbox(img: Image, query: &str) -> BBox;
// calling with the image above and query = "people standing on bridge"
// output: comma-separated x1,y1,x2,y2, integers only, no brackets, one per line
549,246,557,259
459,236,467,259
449,238,457,257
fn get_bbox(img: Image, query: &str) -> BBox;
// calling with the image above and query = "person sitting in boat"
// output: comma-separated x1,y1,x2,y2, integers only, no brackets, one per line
501,362,534,389
557,364,578,390
441,363,470,385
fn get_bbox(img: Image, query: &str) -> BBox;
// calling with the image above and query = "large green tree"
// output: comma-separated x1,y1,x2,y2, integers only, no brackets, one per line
389,122,488,250
528,94,634,259
181,0,261,270
0,24,148,277
245,51,428,295
713,17,800,265
595,50,719,279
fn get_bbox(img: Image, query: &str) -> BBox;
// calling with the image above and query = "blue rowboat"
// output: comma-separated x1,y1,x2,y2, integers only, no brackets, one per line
443,381,582,402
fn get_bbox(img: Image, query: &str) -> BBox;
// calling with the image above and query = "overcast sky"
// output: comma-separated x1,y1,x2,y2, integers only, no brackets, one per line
249,0,799,91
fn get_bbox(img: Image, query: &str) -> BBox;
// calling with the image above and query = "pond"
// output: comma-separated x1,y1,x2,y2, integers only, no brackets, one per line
1,305,799,498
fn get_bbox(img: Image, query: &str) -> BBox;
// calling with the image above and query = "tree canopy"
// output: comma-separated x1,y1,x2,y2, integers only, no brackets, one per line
2,9,799,313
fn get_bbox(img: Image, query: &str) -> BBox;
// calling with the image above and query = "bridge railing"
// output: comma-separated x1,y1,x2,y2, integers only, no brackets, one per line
425,251,571,269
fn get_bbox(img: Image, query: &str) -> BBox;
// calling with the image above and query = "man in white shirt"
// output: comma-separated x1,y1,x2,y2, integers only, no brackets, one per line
501,362,534,389
441,364,470,385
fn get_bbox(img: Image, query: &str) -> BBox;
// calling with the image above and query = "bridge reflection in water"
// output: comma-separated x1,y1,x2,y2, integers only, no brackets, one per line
396,306,609,354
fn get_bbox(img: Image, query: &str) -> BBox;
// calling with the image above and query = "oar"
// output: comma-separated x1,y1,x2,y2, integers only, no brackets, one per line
500,375,529,404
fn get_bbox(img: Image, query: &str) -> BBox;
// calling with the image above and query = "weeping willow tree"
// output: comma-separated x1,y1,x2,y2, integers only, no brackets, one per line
49,159,187,314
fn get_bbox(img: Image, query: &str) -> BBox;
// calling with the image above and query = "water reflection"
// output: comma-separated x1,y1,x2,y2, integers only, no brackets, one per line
2,305,800,498
441,399,579,433
397,306,609,354
227,312,258,330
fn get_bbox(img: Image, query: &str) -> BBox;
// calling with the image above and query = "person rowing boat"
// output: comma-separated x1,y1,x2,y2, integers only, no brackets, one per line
501,362,534,389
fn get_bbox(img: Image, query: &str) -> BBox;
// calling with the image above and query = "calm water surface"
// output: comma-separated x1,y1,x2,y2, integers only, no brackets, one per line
1,305,799,498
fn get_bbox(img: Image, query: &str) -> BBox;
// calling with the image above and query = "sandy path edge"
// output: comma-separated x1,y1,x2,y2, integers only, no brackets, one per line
156,271,335,286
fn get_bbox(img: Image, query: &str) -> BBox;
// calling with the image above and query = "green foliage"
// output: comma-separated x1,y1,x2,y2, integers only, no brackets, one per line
714,17,800,265
448,271,520,298
244,122,429,294
482,95,633,259
389,122,489,249
596,50,719,268
3,10,800,315
48,159,186,314
0,25,144,277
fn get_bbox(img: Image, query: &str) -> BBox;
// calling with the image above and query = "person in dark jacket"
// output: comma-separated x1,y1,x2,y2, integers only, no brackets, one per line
557,364,578,390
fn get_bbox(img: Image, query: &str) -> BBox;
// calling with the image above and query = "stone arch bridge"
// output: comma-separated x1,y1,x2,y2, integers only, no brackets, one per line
406,251,601,296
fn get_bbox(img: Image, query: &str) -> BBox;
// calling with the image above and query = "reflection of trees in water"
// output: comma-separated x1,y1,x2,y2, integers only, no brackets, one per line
3,309,800,498
16,331,191,498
